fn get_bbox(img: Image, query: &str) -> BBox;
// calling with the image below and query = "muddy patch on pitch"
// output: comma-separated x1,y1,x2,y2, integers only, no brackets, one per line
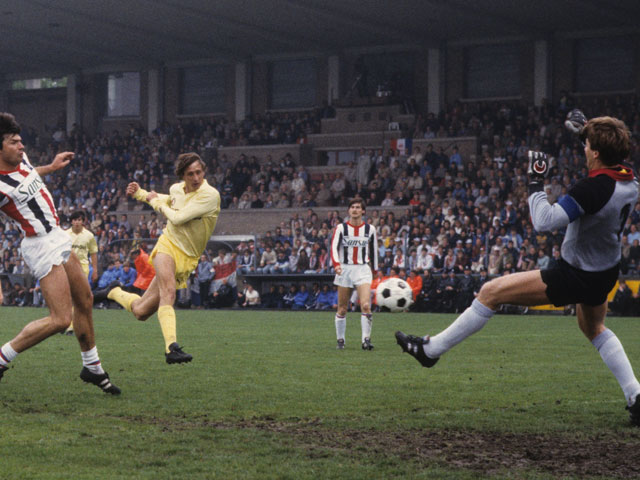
122,415,640,478
237,419,640,479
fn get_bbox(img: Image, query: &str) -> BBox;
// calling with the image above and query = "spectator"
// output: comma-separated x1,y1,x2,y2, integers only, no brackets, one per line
211,278,235,308
240,283,260,308
261,285,283,309
316,284,338,310
197,254,215,307
282,285,296,309
291,284,310,310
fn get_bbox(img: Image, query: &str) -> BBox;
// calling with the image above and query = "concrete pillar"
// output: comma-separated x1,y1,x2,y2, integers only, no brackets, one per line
0,79,8,111
235,62,248,122
147,68,161,134
427,48,441,115
66,74,77,133
328,55,340,104
533,40,549,107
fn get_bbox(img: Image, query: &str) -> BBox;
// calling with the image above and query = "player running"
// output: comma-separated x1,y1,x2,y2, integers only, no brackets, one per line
96,152,220,364
330,197,378,350
0,112,119,394
396,112,640,426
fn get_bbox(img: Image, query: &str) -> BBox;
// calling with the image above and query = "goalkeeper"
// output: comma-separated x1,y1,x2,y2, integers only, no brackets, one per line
396,112,640,426
97,153,220,364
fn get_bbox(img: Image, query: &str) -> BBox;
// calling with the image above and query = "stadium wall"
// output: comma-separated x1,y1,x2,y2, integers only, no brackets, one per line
5,35,640,139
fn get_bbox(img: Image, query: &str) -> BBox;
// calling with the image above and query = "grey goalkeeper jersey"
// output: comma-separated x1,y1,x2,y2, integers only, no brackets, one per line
528,166,638,272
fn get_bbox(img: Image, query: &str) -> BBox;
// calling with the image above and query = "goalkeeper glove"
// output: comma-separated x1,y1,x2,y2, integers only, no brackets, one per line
527,150,552,194
564,108,587,137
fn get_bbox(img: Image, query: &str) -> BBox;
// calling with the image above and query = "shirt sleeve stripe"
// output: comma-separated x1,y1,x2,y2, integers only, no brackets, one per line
558,195,581,222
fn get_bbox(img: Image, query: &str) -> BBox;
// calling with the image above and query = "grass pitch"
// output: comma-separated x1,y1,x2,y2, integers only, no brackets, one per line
1,307,639,479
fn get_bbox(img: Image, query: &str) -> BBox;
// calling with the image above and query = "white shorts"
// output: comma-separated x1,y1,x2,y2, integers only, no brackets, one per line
334,264,372,289
21,228,72,280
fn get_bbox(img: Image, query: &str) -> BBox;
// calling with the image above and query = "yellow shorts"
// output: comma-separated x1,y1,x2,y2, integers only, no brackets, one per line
150,235,199,289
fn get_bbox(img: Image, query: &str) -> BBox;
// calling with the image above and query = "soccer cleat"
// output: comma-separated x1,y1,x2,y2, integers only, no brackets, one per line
80,367,121,395
336,339,345,350
627,394,640,427
395,331,439,368
362,338,374,350
65,330,74,336
165,342,193,364
93,281,121,303
0,365,7,382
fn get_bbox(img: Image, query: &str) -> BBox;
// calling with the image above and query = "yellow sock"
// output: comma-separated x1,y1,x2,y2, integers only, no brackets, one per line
158,305,177,353
107,287,140,313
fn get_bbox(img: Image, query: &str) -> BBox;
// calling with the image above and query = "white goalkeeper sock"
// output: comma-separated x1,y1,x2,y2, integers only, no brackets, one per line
0,342,18,367
335,314,346,341
592,329,640,407
424,299,494,358
361,313,372,342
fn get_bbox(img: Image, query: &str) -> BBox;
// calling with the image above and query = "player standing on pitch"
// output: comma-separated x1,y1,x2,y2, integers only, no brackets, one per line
330,197,378,350
396,111,640,426
64,209,100,335
96,153,220,364
0,112,119,394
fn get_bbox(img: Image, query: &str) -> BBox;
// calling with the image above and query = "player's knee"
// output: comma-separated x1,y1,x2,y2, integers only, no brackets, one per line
76,291,93,314
337,306,348,316
477,280,500,308
131,306,151,322
51,313,72,332
360,301,371,313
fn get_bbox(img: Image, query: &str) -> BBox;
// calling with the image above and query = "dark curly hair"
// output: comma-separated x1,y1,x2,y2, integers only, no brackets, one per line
0,113,20,149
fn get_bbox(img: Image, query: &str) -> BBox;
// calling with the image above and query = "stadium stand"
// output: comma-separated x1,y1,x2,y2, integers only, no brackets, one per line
2,95,639,314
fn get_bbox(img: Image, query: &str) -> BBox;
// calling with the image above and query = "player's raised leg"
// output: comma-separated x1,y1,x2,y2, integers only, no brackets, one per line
396,270,547,366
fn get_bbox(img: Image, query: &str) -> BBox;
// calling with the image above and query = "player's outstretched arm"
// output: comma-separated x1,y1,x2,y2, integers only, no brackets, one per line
126,182,141,197
35,152,73,176
152,191,219,225
527,150,571,232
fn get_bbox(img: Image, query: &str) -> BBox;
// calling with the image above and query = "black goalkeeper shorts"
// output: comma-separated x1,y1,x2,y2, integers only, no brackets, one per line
541,258,619,307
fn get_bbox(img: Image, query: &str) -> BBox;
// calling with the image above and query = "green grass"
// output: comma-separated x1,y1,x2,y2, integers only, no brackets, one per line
1,307,639,479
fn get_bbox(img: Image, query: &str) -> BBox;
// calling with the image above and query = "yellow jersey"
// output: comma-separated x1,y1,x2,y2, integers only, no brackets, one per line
66,227,98,276
134,179,220,258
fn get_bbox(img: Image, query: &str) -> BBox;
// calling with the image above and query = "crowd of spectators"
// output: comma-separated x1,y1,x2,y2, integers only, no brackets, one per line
3,95,640,314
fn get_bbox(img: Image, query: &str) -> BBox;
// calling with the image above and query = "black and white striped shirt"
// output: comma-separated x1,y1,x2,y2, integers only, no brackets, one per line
0,154,59,237
330,221,378,271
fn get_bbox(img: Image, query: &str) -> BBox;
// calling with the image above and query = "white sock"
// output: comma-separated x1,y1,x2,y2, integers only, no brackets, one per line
335,314,346,341
361,313,372,342
81,347,105,375
425,299,495,358
0,342,18,368
592,329,640,407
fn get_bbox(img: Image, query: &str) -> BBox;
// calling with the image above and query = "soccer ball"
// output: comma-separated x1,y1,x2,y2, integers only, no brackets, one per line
376,277,413,312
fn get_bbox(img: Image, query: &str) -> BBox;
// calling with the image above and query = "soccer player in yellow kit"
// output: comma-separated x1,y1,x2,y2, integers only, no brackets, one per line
65,210,99,335
99,153,220,364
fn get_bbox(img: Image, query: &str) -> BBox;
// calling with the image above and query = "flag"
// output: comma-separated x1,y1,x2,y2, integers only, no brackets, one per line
390,138,412,155
211,259,238,290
